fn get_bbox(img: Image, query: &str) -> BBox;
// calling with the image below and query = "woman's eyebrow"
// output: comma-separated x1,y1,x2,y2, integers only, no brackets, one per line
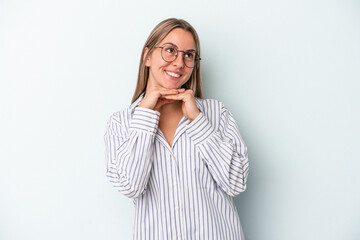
162,42,196,52
162,42,177,47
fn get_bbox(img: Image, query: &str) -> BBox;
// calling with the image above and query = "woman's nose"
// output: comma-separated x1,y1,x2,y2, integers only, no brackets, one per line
172,53,185,68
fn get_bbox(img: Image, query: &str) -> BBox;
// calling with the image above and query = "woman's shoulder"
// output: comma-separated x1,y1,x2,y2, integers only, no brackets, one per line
107,106,133,128
195,98,228,124
195,97,225,113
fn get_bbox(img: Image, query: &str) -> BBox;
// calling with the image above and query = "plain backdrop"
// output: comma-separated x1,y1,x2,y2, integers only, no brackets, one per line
1,0,359,239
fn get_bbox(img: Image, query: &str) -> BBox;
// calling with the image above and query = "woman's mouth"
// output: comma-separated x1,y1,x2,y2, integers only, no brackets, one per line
165,70,181,78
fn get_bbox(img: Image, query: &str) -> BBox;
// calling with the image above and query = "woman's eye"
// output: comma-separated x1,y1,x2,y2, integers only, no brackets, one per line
185,52,195,59
165,47,176,54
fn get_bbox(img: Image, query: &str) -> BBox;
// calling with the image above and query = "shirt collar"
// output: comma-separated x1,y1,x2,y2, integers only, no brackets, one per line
129,92,145,111
194,97,203,113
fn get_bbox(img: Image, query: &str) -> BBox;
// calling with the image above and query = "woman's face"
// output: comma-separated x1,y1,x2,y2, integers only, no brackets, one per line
145,28,196,90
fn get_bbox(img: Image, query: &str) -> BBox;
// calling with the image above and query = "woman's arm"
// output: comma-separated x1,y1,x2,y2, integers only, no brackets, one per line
104,107,159,199
186,102,249,197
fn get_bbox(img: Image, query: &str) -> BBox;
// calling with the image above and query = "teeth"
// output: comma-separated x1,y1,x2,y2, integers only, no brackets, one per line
166,71,180,78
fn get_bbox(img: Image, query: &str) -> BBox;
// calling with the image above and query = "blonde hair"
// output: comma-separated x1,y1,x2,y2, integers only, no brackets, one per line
131,18,202,103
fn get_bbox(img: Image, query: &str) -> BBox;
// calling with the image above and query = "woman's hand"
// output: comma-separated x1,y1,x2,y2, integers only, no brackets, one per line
138,87,186,111
163,89,200,121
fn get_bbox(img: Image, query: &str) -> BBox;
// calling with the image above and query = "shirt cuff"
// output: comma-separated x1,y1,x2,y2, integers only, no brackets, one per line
186,112,216,145
130,107,160,134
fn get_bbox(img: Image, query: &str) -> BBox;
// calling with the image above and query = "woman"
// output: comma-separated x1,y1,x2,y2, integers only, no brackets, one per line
105,18,249,240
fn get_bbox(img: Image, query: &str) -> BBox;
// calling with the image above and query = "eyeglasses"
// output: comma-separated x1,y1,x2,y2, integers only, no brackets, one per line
153,44,201,68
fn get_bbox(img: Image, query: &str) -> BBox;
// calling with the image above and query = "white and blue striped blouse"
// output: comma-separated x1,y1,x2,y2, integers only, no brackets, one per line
105,94,249,240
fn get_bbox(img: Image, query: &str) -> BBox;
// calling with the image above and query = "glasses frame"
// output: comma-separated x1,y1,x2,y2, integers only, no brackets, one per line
153,44,201,68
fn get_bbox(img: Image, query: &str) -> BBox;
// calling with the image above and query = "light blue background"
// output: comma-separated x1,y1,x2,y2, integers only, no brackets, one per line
1,0,359,239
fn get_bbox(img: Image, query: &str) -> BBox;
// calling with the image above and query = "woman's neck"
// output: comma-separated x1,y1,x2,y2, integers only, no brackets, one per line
159,100,182,114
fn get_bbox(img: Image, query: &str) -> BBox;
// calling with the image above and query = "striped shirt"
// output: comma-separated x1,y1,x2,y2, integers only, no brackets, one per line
104,94,249,240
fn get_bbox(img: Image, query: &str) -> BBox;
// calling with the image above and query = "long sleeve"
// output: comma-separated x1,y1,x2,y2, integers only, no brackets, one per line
186,103,249,197
104,107,160,199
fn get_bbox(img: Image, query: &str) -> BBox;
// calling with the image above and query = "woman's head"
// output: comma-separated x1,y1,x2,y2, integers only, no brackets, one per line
132,18,202,103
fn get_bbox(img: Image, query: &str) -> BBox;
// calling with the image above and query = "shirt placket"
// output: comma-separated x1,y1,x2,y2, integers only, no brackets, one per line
169,151,185,240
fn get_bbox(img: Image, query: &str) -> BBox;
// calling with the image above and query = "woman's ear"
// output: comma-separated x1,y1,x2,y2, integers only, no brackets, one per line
143,47,151,67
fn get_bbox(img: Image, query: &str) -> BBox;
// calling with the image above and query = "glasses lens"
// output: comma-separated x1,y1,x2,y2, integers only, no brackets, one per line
161,46,177,62
160,45,198,68
184,51,196,68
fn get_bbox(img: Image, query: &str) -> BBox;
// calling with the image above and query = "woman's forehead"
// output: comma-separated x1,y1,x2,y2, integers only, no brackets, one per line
159,28,196,50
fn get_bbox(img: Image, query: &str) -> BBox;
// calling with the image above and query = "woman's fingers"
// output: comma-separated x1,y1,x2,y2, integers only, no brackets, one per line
163,90,200,121
154,98,176,111
162,94,183,100
139,88,199,120
159,88,185,96
138,88,185,110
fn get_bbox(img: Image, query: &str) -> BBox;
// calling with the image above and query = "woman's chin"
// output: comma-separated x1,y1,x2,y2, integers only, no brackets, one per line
161,83,181,90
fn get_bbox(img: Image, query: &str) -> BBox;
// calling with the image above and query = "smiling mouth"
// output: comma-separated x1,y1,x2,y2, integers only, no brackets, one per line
165,71,181,78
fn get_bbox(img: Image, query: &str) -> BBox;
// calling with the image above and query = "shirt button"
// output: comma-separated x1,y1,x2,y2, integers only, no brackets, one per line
175,206,180,211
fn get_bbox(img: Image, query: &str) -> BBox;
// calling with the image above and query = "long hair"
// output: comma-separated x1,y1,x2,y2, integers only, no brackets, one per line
131,18,202,103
